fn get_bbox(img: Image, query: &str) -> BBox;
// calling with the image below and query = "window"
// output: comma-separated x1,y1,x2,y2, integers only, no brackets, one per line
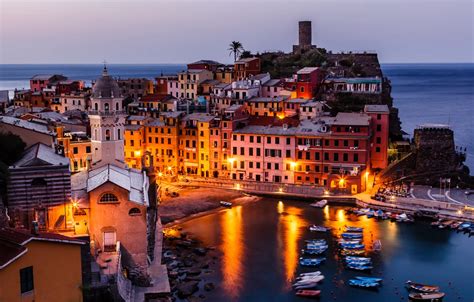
117,129,121,140
376,137,381,144
286,137,291,145
86,146,91,153
334,153,339,161
377,114,381,120
99,193,119,203
300,86,305,92
104,103,109,111
275,137,280,144
105,129,111,141
354,154,359,162
344,140,348,147
376,147,381,153
20,266,34,294
257,136,261,143
267,137,271,144
73,147,78,154
376,124,382,131
128,208,141,216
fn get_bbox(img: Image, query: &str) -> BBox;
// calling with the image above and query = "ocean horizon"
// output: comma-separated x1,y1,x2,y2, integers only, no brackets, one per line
0,63,472,171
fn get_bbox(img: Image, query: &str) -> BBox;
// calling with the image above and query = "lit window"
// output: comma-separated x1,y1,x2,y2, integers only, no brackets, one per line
128,208,141,216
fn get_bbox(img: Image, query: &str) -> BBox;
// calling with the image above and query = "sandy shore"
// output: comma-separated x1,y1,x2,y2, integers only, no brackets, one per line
159,185,260,225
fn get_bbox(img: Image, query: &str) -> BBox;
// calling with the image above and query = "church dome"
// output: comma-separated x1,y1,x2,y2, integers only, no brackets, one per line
92,66,121,98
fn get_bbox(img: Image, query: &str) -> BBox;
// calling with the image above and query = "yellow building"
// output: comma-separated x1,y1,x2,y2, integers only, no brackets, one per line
178,69,213,100
215,66,234,84
56,126,92,172
124,124,146,169
0,228,84,302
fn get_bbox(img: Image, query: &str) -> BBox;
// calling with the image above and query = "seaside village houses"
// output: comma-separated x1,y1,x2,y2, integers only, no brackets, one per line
0,21,393,301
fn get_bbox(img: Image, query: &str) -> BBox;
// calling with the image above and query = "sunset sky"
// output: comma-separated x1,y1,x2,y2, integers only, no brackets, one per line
1,0,473,64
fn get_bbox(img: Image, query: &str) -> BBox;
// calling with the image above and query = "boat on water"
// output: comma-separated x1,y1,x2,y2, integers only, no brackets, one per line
341,249,365,256
299,257,326,266
346,263,373,271
302,248,327,255
298,271,321,277
345,226,363,232
408,292,445,301
295,290,321,298
345,256,371,261
219,201,232,207
374,209,385,219
293,276,325,288
340,242,365,249
348,279,380,288
355,276,383,283
342,232,363,239
309,225,329,232
306,239,326,243
458,222,471,231
307,242,328,249
345,258,371,265
406,281,440,293
338,239,361,244
310,199,328,208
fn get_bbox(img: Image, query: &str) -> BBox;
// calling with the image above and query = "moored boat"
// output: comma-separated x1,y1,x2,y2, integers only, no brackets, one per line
309,225,329,232
342,232,363,239
348,279,380,288
340,243,365,249
345,226,364,232
408,292,445,301
310,199,328,208
355,276,383,283
220,201,232,207
406,281,440,293
341,249,365,256
302,248,327,255
299,257,326,266
346,263,373,271
295,290,321,298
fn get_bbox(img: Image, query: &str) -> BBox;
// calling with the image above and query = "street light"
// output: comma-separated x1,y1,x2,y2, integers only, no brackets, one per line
290,161,297,170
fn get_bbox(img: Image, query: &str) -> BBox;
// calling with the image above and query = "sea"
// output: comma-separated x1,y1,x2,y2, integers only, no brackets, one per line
176,199,474,301
0,63,472,170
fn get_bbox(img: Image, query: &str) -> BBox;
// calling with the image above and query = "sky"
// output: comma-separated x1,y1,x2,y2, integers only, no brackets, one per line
0,0,473,64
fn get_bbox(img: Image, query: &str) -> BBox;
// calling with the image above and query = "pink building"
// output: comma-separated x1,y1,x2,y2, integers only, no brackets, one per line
364,104,390,169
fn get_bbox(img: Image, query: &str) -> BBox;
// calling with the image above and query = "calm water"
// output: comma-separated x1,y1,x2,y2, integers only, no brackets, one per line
0,63,472,170
178,198,474,301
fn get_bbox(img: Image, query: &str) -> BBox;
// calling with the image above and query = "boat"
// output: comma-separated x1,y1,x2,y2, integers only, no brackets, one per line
219,201,232,207
310,199,328,208
458,222,471,231
409,292,445,301
373,240,382,251
346,263,373,271
302,248,327,255
345,256,371,261
294,275,325,284
306,239,326,243
345,258,371,265
340,243,365,249
397,213,409,222
450,221,462,229
295,290,321,298
309,225,329,232
439,220,453,229
294,283,319,290
299,257,326,266
406,281,440,293
338,239,361,244
345,226,363,232
341,249,365,256
366,210,375,218
307,243,328,250
342,232,363,239
374,209,384,219
355,276,383,283
298,271,321,277
348,279,380,288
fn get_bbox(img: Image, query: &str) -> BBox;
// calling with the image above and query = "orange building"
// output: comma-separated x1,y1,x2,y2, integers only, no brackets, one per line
234,57,261,80
0,228,84,302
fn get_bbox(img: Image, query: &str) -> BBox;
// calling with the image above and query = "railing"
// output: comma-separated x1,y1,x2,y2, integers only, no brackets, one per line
88,110,127,116
116,242,133,302
179,176,325,197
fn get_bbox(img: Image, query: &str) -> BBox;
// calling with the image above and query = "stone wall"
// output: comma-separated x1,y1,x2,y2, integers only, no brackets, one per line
414,127,456,173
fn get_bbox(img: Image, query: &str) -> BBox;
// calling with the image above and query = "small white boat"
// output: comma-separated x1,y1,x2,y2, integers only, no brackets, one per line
310,199,328,208
298,271,321,277
309,225,329,232
220,201,232,207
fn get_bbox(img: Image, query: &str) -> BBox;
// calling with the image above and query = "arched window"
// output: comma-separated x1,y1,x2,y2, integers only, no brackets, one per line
31,178,47,187
128,208,141,216
117,129,121,140
104,103,109,111
105,129,111,141
115,102,119,111
99,193,118,203
94,103,98,110
94,129,98,140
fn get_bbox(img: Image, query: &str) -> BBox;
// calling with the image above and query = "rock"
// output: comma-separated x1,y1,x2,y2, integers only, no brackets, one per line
193,248,207,256
204,282,215,291
200,263,209,269
187,269,201,276
177,281,199,299
183,258,195,267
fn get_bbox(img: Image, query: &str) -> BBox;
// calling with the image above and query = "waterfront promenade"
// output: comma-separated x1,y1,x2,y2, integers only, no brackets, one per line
168,177,474,222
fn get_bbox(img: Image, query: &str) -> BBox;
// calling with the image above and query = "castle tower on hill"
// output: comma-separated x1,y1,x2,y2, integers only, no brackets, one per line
293,21,317,54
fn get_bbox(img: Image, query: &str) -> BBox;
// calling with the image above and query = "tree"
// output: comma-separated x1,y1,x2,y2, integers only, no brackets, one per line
228,41,244,62
239,50,252,59
0,132,26,196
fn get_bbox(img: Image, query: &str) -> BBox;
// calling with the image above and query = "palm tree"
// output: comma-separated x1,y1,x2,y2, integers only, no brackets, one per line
228,41,244,62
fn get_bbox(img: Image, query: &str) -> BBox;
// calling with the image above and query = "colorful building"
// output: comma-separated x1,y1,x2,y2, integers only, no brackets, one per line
0,228,84,302
234,57,261,80
295,67,323,99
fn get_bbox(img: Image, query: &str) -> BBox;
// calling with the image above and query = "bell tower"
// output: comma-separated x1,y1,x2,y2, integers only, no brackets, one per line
89,65,126,168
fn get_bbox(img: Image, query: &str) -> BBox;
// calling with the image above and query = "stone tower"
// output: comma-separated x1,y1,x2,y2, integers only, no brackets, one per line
293,21,316,53
89,66,126,168
299,21,312,47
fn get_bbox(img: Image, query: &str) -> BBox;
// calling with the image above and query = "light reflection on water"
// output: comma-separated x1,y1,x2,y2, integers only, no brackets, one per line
178,199,473,301
276,201,308,285
221,205,244,298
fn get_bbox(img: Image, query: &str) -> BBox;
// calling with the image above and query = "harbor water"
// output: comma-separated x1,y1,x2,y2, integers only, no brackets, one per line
177,198,474,301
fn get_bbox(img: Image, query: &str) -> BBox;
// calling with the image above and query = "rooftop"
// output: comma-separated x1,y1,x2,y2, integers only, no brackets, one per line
332,112,371,126
297,67,319,74
12,143,69,168
235,57,259,64
246,96,288,103
183,113,215,123
0,115,55,136
364,104,389,113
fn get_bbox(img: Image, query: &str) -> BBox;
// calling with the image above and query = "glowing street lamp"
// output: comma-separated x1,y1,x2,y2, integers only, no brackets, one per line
290,161,298,170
